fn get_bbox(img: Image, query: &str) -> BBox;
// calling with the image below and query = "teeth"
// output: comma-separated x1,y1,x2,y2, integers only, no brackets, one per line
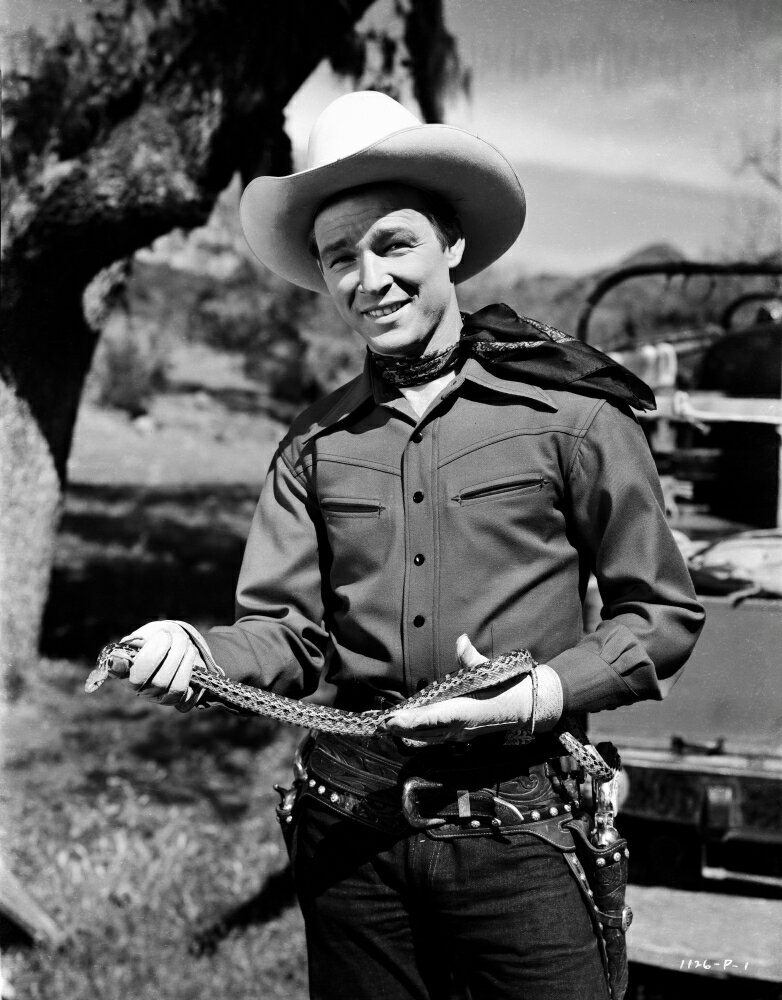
366,302,406,318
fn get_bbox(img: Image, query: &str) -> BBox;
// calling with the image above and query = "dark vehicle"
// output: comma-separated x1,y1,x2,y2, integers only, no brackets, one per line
579,261,782,990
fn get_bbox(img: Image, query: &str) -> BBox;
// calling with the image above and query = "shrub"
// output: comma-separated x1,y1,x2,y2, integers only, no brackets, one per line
86,312,168,416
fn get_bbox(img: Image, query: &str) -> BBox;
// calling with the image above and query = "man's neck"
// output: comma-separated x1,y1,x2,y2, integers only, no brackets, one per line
421,296,463,357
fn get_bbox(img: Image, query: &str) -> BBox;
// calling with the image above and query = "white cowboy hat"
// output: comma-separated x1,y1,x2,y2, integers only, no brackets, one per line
240,91,526,293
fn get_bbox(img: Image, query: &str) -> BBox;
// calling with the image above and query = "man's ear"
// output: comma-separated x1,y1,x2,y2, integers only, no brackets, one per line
446,235,466,272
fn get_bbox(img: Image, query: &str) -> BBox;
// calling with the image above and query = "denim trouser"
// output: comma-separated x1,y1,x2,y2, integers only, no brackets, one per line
290,797,610,1000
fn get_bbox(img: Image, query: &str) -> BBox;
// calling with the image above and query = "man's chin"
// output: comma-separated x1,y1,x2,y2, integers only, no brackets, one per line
367,328,426,358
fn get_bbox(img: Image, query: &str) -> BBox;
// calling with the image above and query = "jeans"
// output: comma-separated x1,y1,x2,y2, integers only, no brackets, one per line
290,797,610,1000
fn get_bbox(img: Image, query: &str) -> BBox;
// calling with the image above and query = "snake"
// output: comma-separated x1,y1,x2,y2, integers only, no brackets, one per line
86,641,613,780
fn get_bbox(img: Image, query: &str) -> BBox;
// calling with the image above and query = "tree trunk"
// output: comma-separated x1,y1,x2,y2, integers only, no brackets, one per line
0,382,63,665
1,0,377,665
0,267,98,662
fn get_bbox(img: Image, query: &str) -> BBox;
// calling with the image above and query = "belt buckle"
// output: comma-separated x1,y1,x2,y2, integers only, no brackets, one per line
401,777,447,829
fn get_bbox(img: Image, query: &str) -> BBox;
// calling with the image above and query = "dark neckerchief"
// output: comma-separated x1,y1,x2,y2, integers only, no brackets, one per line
371,340,462,387
370,303,655,410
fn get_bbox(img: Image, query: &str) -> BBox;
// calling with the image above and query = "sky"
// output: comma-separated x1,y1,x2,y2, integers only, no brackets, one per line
3,0,781,275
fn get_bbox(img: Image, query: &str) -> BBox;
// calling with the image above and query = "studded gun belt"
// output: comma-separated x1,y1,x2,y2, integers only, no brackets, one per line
283,731,584,840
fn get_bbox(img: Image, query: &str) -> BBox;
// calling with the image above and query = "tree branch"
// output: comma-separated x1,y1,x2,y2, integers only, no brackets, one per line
2,0,377,295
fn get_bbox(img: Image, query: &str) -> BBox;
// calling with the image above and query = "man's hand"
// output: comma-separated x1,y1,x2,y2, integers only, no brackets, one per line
120,620,205,710
383,634,563,743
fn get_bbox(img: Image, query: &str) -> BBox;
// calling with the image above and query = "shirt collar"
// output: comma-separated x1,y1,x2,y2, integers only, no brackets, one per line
298,353,558,446
460,358,558,410
367,354,399,405
296,357,374,447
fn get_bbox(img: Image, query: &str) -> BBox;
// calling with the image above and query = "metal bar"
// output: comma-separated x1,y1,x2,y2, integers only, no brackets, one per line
576,260,782,343
637,392,782,425
701,865,782,890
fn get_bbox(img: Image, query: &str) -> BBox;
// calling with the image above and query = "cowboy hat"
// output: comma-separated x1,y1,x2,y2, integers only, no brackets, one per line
240,91,526,293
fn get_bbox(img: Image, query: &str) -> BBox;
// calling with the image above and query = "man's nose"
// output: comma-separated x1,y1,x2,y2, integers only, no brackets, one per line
357,251,391,294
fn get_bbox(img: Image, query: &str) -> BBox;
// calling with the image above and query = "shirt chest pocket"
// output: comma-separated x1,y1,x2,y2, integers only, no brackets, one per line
319,493,396,590
321,496,386,519
452,473,548,507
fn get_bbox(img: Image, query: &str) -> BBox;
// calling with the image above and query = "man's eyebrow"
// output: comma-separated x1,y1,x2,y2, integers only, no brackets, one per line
371,223,417,241
318,237,353,260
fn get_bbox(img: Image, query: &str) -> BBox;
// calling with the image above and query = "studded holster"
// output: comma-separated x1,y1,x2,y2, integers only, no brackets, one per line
565,814,632,1000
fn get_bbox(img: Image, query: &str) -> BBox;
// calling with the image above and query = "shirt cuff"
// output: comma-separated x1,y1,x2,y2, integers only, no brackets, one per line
546,645,634,715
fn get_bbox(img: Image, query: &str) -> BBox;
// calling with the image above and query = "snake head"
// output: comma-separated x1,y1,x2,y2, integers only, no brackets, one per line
85,641,139,692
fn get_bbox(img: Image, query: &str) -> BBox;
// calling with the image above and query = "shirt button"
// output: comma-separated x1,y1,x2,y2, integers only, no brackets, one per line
413,554,425,566
411,431,423,443
413,615,426,628
412,491,424,503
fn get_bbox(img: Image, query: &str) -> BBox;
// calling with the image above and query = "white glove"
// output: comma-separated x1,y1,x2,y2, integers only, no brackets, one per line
120,620,209,710
383,634,564,743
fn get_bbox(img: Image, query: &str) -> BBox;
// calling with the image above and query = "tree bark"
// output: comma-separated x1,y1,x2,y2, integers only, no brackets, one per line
1,0,376,663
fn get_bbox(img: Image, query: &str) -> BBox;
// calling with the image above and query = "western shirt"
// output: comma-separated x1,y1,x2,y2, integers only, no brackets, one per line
205,355,704,715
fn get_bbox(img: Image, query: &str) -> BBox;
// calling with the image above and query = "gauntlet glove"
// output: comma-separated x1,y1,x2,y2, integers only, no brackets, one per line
384,634,564,743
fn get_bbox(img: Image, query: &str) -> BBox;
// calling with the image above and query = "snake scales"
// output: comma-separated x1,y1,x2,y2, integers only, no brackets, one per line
86,641,613,780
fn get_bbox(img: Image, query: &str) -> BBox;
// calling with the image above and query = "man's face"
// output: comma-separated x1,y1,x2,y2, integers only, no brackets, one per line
313,184,465,356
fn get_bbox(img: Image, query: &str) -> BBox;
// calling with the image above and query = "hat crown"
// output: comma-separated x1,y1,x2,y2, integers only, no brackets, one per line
306,91,423,170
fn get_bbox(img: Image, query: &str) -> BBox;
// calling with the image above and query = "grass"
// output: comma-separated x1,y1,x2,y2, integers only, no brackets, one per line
2,657,310,1000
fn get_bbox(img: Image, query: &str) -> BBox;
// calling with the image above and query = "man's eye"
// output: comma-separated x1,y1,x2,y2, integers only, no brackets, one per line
327,254,352,269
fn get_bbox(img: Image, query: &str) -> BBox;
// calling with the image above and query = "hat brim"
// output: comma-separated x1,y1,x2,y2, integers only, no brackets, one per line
240,124,526,293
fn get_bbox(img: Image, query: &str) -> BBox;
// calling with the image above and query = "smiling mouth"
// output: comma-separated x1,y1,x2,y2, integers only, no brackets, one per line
363,301,409,319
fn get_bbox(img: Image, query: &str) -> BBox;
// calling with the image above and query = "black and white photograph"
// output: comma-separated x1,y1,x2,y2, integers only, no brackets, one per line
1,1,781,998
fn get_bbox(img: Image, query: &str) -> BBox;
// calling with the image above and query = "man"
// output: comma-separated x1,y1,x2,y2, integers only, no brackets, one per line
124,92,704,999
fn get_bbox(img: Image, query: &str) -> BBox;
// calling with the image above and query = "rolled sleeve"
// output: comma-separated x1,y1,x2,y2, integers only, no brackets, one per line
547,402,705,714
205,445,330,697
